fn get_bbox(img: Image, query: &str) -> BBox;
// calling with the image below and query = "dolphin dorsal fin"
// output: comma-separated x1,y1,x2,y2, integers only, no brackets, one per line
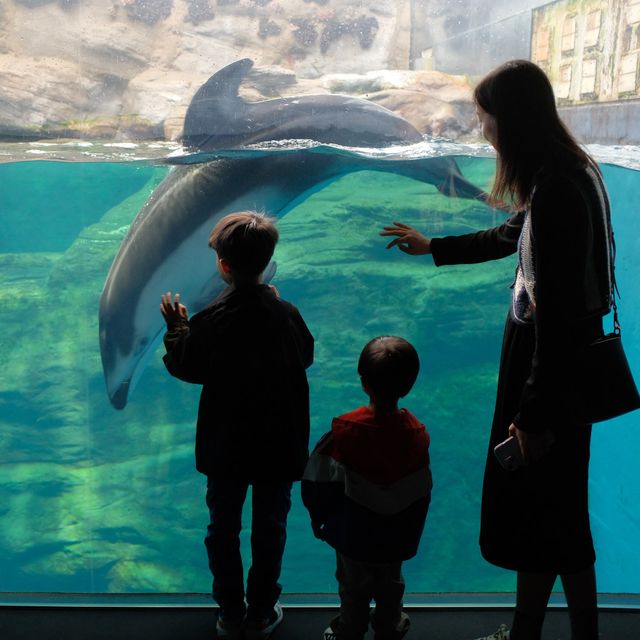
182,58,254,149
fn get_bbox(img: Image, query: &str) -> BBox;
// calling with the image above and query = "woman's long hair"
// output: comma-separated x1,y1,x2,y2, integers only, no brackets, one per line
474,60,594,207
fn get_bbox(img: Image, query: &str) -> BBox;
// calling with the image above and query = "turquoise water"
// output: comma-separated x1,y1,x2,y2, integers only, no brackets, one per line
0,152,638,595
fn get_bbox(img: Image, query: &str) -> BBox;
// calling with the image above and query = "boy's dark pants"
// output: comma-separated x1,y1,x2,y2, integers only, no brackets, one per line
333,552,406,640
205,478,292,621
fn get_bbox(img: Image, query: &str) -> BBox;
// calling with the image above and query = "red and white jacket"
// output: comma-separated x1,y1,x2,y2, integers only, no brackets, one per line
301,406,432,562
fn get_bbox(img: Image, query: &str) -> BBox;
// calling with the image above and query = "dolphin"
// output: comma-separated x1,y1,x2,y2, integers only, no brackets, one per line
181,58,425,149
99,59,485,409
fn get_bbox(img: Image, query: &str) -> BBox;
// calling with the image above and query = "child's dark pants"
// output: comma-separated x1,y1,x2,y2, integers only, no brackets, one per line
205,478,292,621
333,552,406,640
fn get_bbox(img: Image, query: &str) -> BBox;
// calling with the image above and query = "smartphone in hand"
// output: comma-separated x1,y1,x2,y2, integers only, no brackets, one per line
494,435,524,471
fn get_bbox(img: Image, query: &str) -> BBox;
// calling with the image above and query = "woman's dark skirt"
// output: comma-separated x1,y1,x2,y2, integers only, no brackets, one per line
479,314,596,574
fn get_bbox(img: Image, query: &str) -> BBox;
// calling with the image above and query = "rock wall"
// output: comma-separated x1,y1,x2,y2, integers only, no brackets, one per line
0,0,478,142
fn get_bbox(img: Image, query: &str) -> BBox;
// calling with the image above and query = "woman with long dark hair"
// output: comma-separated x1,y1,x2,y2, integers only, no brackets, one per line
381,60,611,640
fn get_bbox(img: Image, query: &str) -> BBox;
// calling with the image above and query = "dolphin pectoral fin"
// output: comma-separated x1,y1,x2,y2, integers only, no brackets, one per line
262,260,277,284
182,58,254,149
191,273,225,314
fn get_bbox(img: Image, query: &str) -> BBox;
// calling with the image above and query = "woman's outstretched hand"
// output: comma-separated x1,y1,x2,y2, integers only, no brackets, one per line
380,222,431,255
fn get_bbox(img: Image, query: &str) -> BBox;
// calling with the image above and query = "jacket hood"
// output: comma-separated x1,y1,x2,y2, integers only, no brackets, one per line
330,406,430,485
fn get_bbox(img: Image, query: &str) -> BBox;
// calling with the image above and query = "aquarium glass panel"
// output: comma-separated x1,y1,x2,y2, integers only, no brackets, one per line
0,0,639,596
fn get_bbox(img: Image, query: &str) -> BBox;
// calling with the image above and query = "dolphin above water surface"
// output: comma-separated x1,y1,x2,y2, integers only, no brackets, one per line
99,59,485,409
181,58,425,150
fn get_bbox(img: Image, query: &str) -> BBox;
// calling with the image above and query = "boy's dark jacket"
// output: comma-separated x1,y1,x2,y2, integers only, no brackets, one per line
163,284,314,481
301,406,432,562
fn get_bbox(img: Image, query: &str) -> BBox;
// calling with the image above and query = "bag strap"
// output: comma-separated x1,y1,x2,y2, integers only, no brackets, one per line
595,162,621,335
610,231,621,335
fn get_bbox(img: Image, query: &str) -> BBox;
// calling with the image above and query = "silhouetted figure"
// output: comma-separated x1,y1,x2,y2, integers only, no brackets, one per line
302,336,431,640
161,210,314,640
382,60,610,640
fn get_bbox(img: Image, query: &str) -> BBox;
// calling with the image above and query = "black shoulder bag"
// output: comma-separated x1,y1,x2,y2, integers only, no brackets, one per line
573,194,640,424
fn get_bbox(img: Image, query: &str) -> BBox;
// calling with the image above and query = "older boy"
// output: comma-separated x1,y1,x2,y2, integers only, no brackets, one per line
302,336,431,640
161,211,314,640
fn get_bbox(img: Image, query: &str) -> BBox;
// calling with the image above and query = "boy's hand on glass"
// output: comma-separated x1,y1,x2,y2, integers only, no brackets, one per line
380,221,431,255
160,292,188,326
268,284,280,297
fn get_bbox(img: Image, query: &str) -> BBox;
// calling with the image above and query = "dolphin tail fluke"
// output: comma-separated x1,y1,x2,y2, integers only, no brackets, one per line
437,167,488,202
362,156,487,203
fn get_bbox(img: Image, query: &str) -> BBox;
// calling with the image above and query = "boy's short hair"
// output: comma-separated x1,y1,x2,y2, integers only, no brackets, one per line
358,336,420,401
208,211,279,277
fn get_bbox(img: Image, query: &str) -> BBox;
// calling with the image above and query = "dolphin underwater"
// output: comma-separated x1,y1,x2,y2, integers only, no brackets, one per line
99,59,485,409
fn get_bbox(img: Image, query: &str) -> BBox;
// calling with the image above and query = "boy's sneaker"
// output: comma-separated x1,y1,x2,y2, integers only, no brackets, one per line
373,611,410,640
322,616,365,640
322,625,365,640
323,626,338,640
245,602,283,640
473,624,510,640
216,613,244,640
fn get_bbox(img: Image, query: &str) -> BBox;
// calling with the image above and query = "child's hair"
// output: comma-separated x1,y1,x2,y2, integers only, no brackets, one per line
208,211,279,277
357,336,420,401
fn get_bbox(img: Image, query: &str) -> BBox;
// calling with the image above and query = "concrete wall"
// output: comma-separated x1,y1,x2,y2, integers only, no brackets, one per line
560,100,640,143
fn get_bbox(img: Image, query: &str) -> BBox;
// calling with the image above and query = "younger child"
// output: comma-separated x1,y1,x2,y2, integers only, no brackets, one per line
161,210,314,640
302,336,431,640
